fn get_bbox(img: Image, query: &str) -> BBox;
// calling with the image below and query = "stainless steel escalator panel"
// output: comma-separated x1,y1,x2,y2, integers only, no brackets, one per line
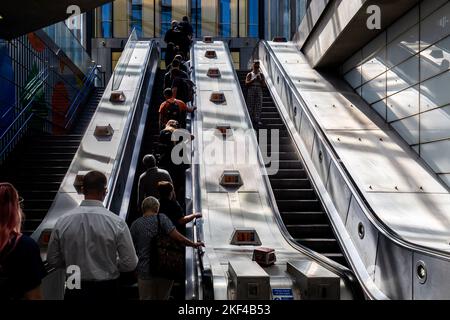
189,41,349,300
256,39,450,300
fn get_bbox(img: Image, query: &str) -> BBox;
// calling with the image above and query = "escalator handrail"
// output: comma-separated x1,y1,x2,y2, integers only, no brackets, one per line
116,42,161,221
259,39,450,297
187,41,215,301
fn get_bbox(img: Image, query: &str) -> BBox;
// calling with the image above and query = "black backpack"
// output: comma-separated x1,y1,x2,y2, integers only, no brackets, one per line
184,79,195,103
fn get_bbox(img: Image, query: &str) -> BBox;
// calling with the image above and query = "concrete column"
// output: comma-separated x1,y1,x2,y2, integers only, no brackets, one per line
201,0,218,36
143,0,161,37
113,0,130,38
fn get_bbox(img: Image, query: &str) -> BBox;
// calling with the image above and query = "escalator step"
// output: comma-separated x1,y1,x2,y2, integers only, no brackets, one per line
272,188,315,200
269,178,311,189
277,199,321,212
287,224,334,238
295,238,340,253
281,212,328,225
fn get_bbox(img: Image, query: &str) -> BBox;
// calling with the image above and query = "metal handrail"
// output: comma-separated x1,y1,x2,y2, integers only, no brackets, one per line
64,64,100,129
112,29,138,91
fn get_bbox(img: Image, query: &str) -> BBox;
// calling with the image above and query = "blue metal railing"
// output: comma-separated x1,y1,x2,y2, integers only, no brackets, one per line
64,65,103,129
0,97,38,163
0,70,103,167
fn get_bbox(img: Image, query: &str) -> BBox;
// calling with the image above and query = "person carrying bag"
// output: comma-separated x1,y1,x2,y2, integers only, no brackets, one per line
130,196,204,300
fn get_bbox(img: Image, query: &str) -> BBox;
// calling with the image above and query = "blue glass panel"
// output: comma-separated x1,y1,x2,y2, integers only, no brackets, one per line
131,0,143,37
101,3,112,38
219,0,231,37
248,0,259,37
161,0,172,36
191,0,202,37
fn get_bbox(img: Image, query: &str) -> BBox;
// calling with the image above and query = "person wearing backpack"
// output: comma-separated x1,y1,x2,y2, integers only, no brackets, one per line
164,59,195,104
159,88,196,129
0,183,46,300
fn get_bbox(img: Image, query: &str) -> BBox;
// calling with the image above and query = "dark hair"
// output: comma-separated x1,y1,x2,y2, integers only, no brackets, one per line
164,88,173,98
142,154,157,169
174,54,183,62
171,59,181,68
182,16,189,22
158,181,174,199
83,171,107,194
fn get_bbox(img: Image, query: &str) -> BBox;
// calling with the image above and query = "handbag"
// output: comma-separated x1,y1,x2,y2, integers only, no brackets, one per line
149,215,185,280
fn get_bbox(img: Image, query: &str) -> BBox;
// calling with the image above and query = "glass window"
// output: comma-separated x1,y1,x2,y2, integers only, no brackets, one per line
219,0,231,37
101,3,113,38
248,0,258,37
131,0,143,37
191,0,202,37
161,0,172,36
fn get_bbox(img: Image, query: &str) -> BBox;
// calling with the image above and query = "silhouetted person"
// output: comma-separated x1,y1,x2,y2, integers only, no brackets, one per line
166,55,189,74
158,181,201,231
165,42,177,68
137,154,173,210
159,88,196,129
0,183,46,300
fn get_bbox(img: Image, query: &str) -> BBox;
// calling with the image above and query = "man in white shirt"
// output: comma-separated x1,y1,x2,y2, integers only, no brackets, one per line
47,171,138,300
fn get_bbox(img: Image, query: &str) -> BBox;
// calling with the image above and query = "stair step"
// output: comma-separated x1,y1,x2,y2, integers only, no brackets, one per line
277,199,321,212
23,153,76,160
266,160,303,170
272,188,316,199
295,238,341,254
272,169,306,179
281,212,328,225
287,224,334,238
269,178,311,189
23,199,55,210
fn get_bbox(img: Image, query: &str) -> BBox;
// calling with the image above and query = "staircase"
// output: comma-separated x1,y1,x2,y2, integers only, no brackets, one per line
237,70,347,267
0,88,104,235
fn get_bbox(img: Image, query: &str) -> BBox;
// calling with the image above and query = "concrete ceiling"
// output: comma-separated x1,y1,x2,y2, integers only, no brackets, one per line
311,0,421,69
0,0,112,40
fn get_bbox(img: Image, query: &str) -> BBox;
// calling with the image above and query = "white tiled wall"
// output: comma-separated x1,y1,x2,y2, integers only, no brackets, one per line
343,0,450,187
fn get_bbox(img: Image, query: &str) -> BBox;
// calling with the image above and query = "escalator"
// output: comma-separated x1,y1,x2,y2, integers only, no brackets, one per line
0,88,104,235
237,71,347,267
121,67,187,300
126,69,164,226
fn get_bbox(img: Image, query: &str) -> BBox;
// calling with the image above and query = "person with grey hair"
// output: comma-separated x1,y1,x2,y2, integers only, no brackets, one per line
130,196,204,300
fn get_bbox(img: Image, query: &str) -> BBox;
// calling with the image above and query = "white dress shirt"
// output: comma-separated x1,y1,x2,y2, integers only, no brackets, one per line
47,200,138,281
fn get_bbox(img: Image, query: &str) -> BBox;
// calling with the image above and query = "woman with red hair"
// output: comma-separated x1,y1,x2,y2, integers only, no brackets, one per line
0,183,46,300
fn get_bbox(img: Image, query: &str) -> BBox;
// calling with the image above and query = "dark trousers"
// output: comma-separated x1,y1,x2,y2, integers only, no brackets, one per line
64,279,119,301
